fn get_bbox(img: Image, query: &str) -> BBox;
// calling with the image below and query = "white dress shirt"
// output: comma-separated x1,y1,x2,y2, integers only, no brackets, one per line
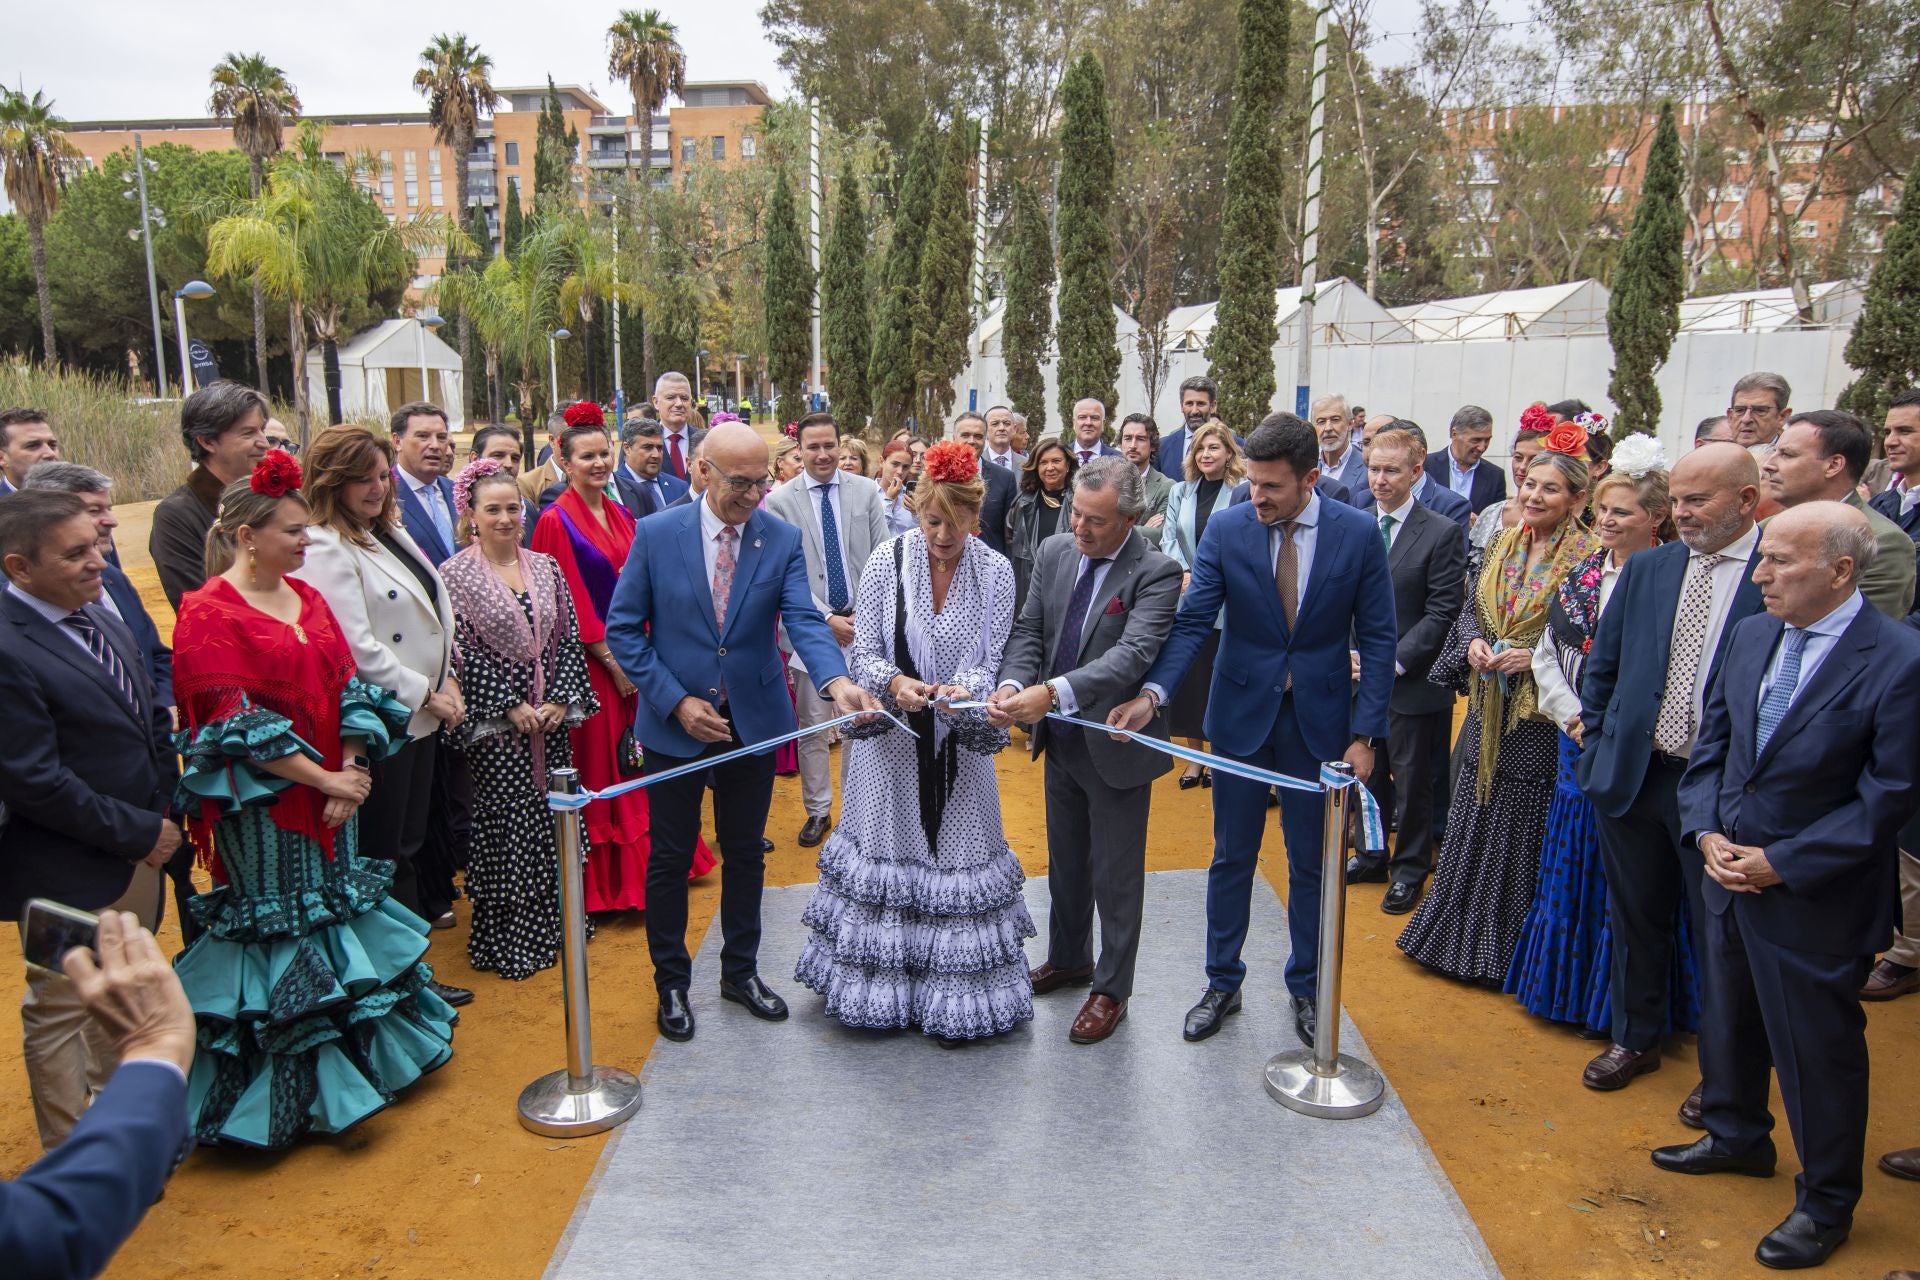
1321,442,1359,478
662,425,697,474
1447,454,1481,500
1669,521,1761,753
1376,493,1417,550
986,446,1020,472
996,552,1116,716
1532,550,1628,728
800,471,852,590
8,582,90,652
1759,590,1862,717
1902,484,1920,518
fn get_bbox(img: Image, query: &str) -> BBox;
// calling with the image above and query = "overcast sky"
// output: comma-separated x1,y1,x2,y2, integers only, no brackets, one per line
9,0,1462,124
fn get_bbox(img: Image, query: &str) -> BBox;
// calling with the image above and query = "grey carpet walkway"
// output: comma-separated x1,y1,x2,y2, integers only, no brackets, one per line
546,869,1500,1279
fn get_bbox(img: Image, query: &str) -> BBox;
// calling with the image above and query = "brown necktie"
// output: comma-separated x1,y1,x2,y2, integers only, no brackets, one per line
1274,519,1299,631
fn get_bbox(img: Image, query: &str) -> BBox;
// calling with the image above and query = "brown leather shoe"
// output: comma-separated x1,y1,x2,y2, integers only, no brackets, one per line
798,814,832,847
1879,1147,1920,1181
1679,1081,1705,1129
1861,959,1920,1001
1583,1044,1660,1091
1029,961,1095,995
1068,993,1127,1044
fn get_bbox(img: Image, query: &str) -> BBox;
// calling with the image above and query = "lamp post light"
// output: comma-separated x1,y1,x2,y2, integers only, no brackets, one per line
416,312,447,403
172,281,216,394
123,135,167,397
549,328,572,413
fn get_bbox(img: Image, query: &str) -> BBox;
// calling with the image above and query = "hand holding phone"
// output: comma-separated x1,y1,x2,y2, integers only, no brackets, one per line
22,898,99,974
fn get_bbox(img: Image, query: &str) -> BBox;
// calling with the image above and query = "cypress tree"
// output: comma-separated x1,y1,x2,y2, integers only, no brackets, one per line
534,77,578,210
1207,0,1290,428
869,128,938,432
912,121,976,428
1606,102,1687,438
764,165,815,414
1839,158,1920,427
1002,183,1054,432
822,160,873,428
502,177,526,258
1054,53,1119,429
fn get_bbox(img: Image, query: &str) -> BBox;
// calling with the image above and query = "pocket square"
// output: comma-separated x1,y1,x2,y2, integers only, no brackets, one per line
1103,597,1127,616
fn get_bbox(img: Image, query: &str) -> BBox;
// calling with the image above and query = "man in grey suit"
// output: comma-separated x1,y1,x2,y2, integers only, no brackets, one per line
765,410,890,847
989,456,1182,1044
1343,428,1467,914
983,404,1026,473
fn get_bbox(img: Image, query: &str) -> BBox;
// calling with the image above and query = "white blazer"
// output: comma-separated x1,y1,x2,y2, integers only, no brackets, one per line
292,522,456,739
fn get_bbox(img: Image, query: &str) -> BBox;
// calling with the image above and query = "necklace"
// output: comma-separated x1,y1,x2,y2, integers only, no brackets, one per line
1040,490,1062,509
487,553,519,569
929,549,961,571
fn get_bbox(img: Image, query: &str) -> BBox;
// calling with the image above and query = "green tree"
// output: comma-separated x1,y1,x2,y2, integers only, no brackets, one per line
1840,158,1920,427
0,215,35,358
414,34,498,418
0,88,81,364
1054,53,1118,427
1606,102,1687,439
763,165,814,413
868,127,937,431
557,210,634,404
606,9,688,390
822,160,872,425
501,179,525,257
436,220,567,447
1002,183,1053,431
534,77,579,211
1207,0,1290,428
912,121,974,427
209,53,301,390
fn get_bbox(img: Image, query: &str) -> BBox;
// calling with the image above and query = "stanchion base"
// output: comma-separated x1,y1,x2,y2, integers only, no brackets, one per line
517,1066,642,1138
1263,1050,1386,1120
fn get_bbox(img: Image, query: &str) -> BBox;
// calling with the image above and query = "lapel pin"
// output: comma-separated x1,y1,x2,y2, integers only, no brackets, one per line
753,538,763,549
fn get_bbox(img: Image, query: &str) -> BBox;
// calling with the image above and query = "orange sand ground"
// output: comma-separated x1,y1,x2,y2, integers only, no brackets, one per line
0,502,1912,1279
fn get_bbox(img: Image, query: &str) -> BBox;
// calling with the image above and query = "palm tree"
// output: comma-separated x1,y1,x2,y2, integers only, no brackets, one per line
414,33,501,417
607,8,687,388
0,88,80,364
435,224,567,449
209,52,302,393
557,211,634,404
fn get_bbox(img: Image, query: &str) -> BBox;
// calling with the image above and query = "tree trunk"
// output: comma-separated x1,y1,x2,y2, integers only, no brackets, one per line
323,336,345,426
486,349,504,430
27,216,55,365
289,299,312,448
582,306,598,404
249,155,271,392
641,310,655,396
454,135,478,419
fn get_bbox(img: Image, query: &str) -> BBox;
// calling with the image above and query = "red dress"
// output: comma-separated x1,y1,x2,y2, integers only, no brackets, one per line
533,488,714,910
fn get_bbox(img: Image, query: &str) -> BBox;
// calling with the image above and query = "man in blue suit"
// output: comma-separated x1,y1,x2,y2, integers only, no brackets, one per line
1658,502,1920,1271
1424,405,1506,514
1578,443,1764,1102
1156,376,1218,479
389,402,459,566
1066,398,1123,467
607,423,881,1043
1,911,196,1279
612,417,690,518
1111,413,1396,1047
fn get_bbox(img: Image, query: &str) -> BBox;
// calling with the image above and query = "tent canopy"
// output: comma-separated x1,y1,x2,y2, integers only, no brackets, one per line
1388,280,1611,342
1678,281,1863,333
303,318,465,430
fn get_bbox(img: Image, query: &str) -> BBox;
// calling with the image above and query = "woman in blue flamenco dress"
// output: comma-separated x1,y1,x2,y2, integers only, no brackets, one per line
169,455,456,1149
1505,451,1699,1035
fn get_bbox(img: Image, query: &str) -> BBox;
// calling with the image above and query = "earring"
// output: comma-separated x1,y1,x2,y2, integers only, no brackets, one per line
247,545,258,589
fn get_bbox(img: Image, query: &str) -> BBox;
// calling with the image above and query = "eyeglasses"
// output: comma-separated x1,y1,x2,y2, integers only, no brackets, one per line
713,468,771,495
265,438,299,454
1727,405,1774,419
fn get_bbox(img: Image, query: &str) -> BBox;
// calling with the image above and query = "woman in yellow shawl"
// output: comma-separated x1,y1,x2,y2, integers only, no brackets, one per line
1397,427,1597,984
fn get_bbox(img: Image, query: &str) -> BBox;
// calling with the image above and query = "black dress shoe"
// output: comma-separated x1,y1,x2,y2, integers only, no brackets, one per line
1293,995,1316,1048
1199,768,1212,789
1651,1135,1777,1178
720,974,790,1021
1178,770,1203,790
1182,988,1242,1041
1381,880,1423,914
798,814,831,847
427,979,474,1007
658,989,694,1042
760,836,775,853
1755,1210,1849,1270
1345,855,1388,884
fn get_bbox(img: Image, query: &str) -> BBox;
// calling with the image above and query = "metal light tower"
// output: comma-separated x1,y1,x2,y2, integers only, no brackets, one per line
549,328,572,412
125,134,168,397
172,281,216,393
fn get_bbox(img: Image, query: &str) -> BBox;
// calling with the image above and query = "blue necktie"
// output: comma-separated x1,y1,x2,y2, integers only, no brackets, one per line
64,611,137,713
1051,557,1110,678
1755,628,1809,753
425,481,453,548
819,483,850,611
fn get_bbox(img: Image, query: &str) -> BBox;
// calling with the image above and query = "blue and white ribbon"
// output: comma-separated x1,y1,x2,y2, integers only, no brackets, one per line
544,710,915,811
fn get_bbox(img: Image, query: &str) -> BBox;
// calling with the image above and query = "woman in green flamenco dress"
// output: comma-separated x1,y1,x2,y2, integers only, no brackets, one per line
169,453,457,1149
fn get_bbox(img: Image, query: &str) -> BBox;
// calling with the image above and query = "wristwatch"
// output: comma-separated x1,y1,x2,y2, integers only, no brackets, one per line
1351,735,1378,750
347,754,371,773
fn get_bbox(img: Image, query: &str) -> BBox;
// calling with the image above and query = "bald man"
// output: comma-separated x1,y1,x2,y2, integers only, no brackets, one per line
1662,501,1920,1269
606,422,881,1043
1066,397,1120,467
1578,443,1766,1110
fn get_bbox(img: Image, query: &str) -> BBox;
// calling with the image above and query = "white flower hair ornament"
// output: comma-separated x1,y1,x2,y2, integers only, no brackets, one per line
1610,433,1669,480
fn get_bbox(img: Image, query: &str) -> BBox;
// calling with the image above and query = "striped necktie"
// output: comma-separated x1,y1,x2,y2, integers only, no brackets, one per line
63,610,137,713
1755,628,1809,754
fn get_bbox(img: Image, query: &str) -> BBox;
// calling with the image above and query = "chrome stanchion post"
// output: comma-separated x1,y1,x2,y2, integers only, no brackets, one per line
518,768,643,1136
1263,761,1386,1119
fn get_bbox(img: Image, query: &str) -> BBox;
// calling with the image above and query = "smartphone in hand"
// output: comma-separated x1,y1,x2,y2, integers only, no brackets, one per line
22,899,100,974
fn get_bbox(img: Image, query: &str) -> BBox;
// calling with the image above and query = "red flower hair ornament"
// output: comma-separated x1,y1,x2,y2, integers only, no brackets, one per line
252,450,303,497
1519,403,1557,435
1543,420,1590,460
562,401,605,429
922,440,979,485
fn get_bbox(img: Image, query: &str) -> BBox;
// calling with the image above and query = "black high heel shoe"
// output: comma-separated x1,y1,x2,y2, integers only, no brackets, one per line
1179,768,1204,790
1199,768,1212,788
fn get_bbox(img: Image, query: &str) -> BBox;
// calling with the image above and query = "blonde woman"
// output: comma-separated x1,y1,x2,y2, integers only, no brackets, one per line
1160,419,1246,786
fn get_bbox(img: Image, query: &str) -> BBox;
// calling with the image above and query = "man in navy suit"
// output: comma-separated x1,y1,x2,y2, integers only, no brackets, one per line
606,423,882,1043
1659,501,1920,1270
1578,443,1764,1102
613,417,690,518
1066,397,1122,467
390,402,459,566
0,493,178,1149
1310,393,1367,494
1111,413,1396,1047
1349,421,1473,530
1,911,196,1277
1425,405,1506,514
1156,376,1218,479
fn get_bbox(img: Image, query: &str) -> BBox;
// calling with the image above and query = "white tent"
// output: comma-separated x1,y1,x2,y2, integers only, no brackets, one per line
952,292,1144,430
304,319,466,429
1164,278,1410,354
1389,280,1611,342
1678,280,1864,332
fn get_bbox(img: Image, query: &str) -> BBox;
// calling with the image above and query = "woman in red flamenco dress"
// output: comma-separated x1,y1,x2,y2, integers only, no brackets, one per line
533,405,714,911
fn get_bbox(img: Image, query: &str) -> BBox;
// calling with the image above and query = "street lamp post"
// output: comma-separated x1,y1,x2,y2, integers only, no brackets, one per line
124,135,167,397
549,328,572,413
416,312,447,405
172,281,217,394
